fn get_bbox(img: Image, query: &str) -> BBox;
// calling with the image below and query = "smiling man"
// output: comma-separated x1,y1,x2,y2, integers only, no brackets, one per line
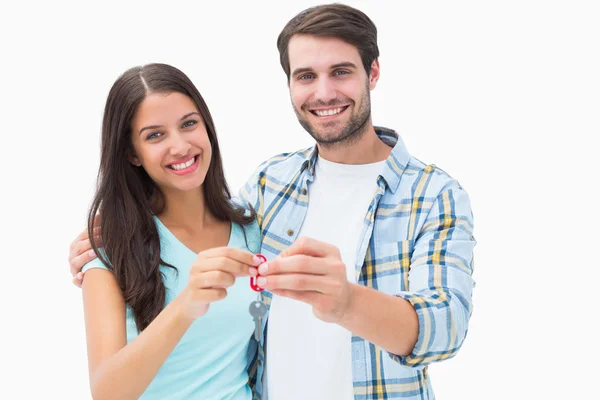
240,4,477,400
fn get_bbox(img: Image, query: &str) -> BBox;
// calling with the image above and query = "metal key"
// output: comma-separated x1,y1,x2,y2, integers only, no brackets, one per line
249,300,267,341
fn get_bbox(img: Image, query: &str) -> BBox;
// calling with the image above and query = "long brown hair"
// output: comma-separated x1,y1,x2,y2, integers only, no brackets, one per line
87,63,253,332
277,3,380,80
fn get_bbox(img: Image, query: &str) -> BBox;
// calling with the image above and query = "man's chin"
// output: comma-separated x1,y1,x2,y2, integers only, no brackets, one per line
311,131,347,145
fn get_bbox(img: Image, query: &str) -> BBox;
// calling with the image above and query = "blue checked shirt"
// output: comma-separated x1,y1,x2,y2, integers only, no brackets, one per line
240,127,476,400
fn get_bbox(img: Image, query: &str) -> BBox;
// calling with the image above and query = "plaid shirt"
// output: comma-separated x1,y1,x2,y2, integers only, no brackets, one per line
240,127,476,400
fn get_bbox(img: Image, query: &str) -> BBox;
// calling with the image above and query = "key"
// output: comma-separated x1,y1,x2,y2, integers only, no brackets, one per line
249,300,267,341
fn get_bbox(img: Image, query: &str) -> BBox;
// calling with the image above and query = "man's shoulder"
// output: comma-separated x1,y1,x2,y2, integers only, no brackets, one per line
400,155,466,197
251,146,314,179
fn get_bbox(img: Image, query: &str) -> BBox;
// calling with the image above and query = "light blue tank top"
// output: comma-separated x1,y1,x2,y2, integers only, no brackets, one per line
83,217,261,399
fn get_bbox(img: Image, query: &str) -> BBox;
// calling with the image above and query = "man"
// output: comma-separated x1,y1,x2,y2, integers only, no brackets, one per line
70,4,475,399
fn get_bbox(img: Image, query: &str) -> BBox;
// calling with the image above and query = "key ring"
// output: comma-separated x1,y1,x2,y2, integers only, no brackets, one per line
250,254,267,292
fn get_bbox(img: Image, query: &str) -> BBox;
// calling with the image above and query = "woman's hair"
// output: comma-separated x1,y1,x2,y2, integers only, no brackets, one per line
88,63,254,332
276,3,379,80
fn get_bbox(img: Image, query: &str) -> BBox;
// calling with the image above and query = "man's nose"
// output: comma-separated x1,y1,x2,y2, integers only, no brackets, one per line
314,77,337,103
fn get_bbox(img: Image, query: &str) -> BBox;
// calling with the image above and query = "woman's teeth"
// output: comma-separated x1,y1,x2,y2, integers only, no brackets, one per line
170,157,195,170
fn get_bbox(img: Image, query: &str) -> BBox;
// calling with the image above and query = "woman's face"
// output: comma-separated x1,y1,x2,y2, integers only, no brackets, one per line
129,91,212,195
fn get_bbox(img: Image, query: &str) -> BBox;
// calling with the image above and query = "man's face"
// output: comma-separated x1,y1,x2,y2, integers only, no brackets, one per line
287,35,380,146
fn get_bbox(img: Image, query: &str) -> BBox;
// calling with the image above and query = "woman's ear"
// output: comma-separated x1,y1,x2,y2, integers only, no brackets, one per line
128,151,142,167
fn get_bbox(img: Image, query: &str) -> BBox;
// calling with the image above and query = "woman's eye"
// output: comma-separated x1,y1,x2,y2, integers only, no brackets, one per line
146,132,162,141
182,120,197,128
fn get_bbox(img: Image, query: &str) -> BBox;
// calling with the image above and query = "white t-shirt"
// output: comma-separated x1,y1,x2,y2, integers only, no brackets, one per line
265,156,386,400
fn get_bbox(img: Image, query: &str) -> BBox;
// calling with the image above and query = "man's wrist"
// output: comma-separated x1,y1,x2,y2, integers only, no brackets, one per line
338,283,361,328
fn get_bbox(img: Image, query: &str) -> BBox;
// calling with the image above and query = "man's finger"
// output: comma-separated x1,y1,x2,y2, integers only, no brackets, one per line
259,255,328,276
69,250,97,277
279,237,339,258
72,272,84,288
257,273,333,293
270,289,320,304
69,237,102,263
79,219,102,240
73,239,95,258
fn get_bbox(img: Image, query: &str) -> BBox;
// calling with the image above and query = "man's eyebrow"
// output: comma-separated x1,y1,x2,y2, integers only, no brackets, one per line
291,62,358,78
291,67,313,77
331,62,357,69
138,112,201,135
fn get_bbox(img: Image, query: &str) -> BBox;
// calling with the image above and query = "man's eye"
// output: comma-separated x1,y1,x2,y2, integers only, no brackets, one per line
298,74,314,80
334,70,349,76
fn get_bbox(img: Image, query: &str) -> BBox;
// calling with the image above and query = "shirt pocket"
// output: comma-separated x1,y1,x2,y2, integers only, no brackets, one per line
360,240,414,293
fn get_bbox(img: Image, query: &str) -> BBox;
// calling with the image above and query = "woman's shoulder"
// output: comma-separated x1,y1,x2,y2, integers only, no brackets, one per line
81,250,111,273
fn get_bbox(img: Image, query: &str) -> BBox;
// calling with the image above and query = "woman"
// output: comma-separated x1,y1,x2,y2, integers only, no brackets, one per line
81,63,262,399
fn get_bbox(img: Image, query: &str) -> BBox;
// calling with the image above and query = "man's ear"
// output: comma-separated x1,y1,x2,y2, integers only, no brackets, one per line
368,59,380,90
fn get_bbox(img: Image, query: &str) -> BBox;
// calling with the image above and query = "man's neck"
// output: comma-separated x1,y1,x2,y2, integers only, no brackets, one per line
317,125,391,165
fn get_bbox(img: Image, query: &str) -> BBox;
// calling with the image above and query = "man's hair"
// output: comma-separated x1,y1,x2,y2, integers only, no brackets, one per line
277,3,379,80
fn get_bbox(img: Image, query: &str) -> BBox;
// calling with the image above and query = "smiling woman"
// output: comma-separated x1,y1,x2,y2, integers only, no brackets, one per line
79,63,262,399
129,92,212,192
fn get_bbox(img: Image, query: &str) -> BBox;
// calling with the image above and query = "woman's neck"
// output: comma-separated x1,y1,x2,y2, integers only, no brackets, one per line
158,188,213,230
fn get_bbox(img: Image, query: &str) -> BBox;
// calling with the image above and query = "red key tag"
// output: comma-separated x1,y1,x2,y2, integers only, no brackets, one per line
250,254,267,292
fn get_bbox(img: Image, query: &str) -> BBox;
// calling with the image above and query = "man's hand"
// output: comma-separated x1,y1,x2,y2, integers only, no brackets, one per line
257,237,353,323
69,214,101,287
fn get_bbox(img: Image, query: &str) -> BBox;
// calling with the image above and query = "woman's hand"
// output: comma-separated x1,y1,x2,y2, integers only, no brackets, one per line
177,247,262,320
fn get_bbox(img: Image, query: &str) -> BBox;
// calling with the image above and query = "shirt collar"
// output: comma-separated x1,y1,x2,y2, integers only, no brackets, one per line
300,126,410,193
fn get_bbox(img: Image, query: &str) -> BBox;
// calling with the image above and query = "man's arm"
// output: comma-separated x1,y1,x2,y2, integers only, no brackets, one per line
69,214,102,287
256,239,419,356
258,185,475,367
389,186,476,367
337,186,475,365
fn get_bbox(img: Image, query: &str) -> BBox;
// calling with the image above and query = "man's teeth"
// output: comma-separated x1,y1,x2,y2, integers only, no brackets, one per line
314,107,344,117
171,157,196,170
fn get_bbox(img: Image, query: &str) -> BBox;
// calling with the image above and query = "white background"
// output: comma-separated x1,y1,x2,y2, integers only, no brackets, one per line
1,0,598,398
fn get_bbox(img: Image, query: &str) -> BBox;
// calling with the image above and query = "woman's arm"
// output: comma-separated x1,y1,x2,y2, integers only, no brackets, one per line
82,269,193,400
82,246,258,400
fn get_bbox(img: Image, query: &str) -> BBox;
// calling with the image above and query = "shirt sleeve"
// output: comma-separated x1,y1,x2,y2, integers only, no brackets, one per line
81,253,111,274
237,162,267,231
391,185,476,368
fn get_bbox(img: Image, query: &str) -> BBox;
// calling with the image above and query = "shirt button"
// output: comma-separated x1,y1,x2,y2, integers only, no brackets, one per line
287,229,294,236
301,188,307,195
258,359,262,366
